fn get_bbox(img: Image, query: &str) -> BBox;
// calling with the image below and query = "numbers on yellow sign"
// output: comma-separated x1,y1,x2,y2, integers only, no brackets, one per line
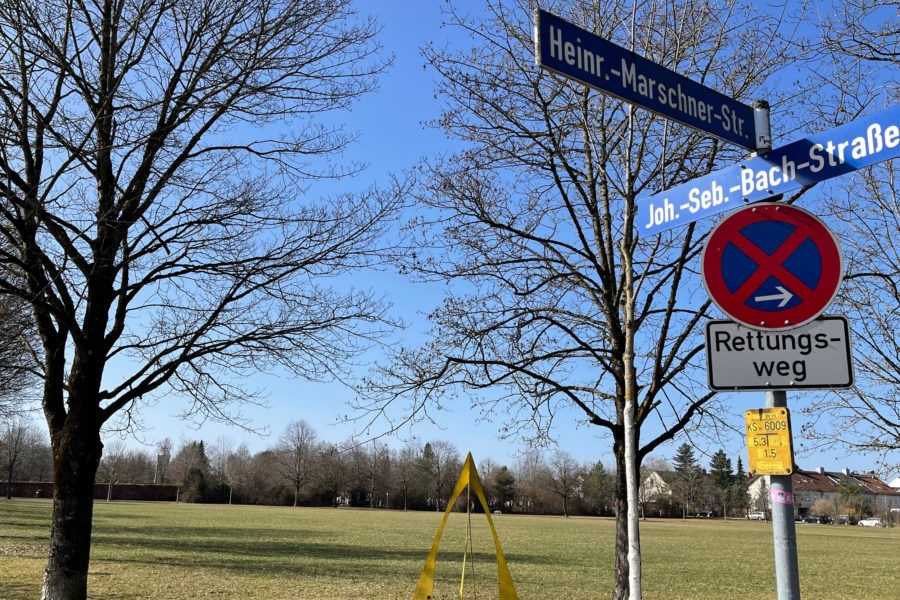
745,408,794,475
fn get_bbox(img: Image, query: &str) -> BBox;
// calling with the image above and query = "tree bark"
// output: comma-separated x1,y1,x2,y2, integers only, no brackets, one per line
612,437,629,600
42,416,103,600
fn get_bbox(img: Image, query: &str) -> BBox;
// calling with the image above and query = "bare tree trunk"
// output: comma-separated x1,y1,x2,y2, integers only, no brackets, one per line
624,403,641,600
42,418,103,600
612,439,629,600
623,216,641,599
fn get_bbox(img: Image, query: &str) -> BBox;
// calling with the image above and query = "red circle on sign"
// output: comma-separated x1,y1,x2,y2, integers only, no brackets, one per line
701,203,843,330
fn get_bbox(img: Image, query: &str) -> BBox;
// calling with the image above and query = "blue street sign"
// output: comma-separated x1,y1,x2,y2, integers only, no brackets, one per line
639,103,900,236
534,10,764,151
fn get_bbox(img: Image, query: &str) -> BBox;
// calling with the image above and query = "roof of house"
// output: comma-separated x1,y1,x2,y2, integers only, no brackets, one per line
854,474,900,496
750,469,900,497
792,471,839,493
645,470,677,484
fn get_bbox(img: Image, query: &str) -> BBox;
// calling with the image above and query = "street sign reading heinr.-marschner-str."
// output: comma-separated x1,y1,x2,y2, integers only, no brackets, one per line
534,9,766,152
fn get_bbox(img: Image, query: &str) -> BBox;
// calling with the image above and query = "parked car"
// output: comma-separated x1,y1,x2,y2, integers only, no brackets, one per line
747,511,766,521
802,515,832,524
838,514,857,525
858,518,883,527
695,510,717,518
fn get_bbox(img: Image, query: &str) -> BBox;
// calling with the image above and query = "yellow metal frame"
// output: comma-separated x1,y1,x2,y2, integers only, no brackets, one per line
411,453,519,600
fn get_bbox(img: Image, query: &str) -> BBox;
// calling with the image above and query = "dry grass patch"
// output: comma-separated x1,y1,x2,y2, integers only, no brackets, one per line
1,500,896,599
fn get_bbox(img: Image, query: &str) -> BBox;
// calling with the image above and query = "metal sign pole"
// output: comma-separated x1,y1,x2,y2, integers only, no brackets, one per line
766,389,801,600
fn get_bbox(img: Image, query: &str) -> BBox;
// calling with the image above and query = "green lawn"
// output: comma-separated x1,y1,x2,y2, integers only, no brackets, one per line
1,499,896,599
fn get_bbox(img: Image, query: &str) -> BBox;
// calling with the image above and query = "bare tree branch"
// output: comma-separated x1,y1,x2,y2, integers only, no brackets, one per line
0,1,400,597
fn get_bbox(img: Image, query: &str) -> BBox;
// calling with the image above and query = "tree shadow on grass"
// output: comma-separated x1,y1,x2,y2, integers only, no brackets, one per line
92,523,448,579
0,581,42,599
89,520,560,581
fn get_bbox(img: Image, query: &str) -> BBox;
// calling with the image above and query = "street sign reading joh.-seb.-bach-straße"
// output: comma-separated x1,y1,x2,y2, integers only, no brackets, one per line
640,103,900,235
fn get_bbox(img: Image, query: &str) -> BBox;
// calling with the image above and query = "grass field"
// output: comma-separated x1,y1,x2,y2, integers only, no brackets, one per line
1,499,896,599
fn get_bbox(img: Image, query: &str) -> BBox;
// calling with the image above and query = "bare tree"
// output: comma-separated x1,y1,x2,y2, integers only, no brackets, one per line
1,417,40,498
545,450,581,517
20,434,53,483
799,1,899,475
514,449,553,514
821,0,899,65
417,440,462,511
154,438,172,485
361,2,803,597
224,442,253,504
96,441,126,502
207,435,234,502
808,162,900,472
365,441,392,508
276,420,318,506
116,447,155,483
246,449,286,505
0,2,397,595
345,442,371,506
317,442,349,508
476,456,500,507
394,438,422,510
0,293,38,418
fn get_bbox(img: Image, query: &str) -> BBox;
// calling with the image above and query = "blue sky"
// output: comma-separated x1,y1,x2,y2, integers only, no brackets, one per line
87,1,894,477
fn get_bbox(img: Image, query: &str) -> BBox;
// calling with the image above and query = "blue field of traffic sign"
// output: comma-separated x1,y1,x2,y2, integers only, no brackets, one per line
701,204,843,330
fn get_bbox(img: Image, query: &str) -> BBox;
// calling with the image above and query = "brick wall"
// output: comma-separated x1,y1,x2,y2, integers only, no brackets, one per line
4,481,178,501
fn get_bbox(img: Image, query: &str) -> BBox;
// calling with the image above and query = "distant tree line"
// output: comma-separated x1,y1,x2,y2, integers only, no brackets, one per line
4,417,888,525
2,418,622,515
640,443,751,519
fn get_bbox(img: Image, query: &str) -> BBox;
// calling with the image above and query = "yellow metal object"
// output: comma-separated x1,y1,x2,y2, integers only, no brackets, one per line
411,452,519,600
745,408,795,475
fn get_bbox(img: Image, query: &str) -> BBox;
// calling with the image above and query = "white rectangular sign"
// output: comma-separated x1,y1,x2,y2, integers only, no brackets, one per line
705,316,854,390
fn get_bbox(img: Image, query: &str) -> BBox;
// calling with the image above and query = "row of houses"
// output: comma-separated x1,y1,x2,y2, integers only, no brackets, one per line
640,466,900,519
748,468,900,519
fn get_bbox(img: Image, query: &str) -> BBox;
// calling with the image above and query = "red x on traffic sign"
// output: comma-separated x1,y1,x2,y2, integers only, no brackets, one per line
701,203,843,330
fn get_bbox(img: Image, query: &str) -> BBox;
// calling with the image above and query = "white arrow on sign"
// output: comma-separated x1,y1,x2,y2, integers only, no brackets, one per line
754,286,793,307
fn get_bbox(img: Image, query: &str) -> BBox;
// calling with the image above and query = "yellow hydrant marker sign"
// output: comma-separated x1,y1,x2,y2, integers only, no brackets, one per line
411,452,519,600
745,407,795,475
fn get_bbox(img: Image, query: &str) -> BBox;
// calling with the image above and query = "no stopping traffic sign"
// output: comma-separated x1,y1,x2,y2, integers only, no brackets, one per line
701,203,843,330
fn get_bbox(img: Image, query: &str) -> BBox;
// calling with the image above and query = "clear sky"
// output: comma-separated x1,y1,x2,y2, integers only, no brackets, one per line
78,1,894,477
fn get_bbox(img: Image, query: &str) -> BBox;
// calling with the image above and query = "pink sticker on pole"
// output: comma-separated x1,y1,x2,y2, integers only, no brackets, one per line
771,489,795,505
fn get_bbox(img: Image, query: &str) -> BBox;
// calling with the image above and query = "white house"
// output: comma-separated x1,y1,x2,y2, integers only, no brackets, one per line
638,470,680,517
